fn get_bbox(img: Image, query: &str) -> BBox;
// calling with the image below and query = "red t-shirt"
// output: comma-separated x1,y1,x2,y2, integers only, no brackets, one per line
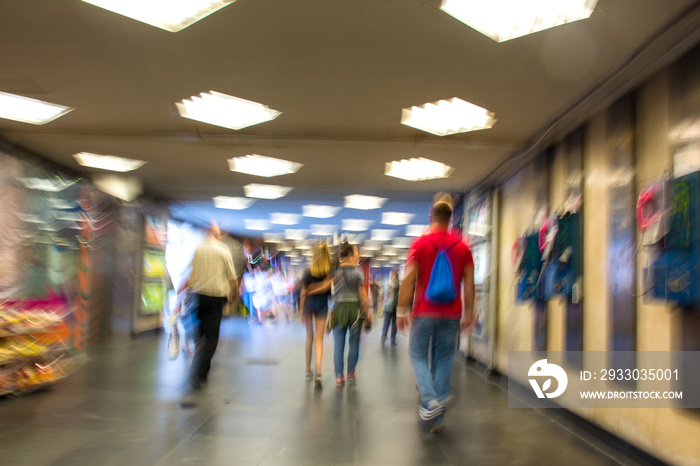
406,228,474,320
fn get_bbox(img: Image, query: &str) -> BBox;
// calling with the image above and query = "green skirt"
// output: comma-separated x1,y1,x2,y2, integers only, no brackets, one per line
327,301,364,331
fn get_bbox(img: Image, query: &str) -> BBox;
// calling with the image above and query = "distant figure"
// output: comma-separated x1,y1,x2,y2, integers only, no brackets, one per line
239,268,257,323
397,193,474,434
179,223,237,389
381,270,400,346
370,280,380,314
331,242,371,387
300,243,332,388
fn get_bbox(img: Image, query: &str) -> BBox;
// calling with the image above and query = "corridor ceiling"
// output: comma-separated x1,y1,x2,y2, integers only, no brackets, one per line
1,0,700,236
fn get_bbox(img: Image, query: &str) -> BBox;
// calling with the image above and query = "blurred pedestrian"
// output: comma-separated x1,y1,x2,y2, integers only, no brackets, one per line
300,242,332,388
397,193,474,433
179,223,237,389
331,241,371,387
381,270,400,346
370,280,380,314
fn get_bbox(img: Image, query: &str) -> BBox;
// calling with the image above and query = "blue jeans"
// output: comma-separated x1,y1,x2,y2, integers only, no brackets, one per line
409,318,460,405
333,323,362,376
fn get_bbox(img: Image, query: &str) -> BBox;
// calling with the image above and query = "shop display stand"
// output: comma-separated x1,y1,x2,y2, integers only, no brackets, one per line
0,301,73,396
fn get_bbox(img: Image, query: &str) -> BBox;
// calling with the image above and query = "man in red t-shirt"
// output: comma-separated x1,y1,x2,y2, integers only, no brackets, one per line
397,193,475,433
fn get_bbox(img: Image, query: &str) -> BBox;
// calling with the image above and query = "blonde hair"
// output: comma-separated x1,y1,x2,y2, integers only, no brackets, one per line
310,242,331,278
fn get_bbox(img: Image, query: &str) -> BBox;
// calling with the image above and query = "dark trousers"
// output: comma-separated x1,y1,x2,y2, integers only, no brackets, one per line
381,311,397,343
190,294,226,384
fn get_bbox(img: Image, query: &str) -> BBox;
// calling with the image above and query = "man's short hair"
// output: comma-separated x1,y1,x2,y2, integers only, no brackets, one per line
431,192,453,224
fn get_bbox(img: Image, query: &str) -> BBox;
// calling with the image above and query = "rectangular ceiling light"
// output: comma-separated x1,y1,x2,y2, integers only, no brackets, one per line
385,157,454,182
213,195,255,210
406,224,428,237
0,91,73,125
401,97,496,136
371,229,397,242
363,240,382,251
244,219,269,231
346,234,366,245
176,91,280,130
82,0,236,33
228,154,302,177
392,237,412,249
381,212,416,225
341,219,373,232
345,194,388,210
285,229,309,241
244,183,292,199
311,225,337,236
270,213,301,225
262,233,284,243
440,0,598,42
302,204,341,218
73,152,145,172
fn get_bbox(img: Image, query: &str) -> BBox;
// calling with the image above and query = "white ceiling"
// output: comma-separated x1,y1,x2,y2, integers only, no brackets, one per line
1,0,699,236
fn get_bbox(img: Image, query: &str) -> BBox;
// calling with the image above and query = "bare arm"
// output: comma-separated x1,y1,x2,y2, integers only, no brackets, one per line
359,285,370,321
396,263,417,333
461,266,475,332
306,277,332,295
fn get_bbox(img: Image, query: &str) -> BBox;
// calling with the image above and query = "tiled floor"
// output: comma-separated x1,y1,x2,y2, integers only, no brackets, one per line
0,317,657,465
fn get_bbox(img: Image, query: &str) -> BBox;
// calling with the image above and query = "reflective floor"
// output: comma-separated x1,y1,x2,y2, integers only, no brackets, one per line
0,317,656,465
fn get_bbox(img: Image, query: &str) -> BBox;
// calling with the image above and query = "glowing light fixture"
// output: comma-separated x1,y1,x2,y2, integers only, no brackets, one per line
228,154,302,177
73,152,145,172
402,97,495,136
176,91,280,130
20,178,68,192
381,212,415,225
311,225,337,236
285,229,309,241
371,229,397,242
392,237,412,249
385,157,454,181
406,224,428,237
262,233,284,243
244,183,292,199
244,219,270,231
440,0,598,42
270,213,301,225
213,196,255,210
363,241,382,251
341,219,373,232
302,204,341,218
0,91,73,125
345,194,388,210
82,0,236,33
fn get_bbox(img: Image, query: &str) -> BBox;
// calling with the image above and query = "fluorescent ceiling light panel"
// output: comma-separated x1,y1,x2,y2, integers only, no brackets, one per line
341,219,373,231
401,97,496,136
440,0,598,42
176,91,280,130
301,250,314,257
359,248,374,258
285,229,309,241
371,229,397,242
311,225,337,236
295,242,312,250
262,233,284,243
82,0,236,33
244,183,292,199
270,213,301,225
385,157,454,181
244,219,269,231
346,234,367,245
0,91,73,125
392,237,412,249
302,204,341,218
213,196,255,210
381,212,416,225
406,224,428,237
73,152,145,172
228,154,302,178
345,194,388,210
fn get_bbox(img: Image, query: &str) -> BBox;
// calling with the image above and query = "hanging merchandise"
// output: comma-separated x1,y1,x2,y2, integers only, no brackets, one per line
543,212,582,303
516,234,543,302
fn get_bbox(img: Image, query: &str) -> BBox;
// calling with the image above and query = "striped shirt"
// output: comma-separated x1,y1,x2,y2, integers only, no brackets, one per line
189,237,236,298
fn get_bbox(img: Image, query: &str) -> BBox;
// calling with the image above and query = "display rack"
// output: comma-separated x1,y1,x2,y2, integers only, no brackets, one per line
0,300,73,396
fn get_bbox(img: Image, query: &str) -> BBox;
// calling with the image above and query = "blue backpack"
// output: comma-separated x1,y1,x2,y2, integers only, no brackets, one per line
425,240,460,304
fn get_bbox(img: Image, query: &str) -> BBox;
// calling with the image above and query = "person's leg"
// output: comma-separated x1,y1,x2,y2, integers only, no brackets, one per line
433,319,461,404
191,295,224,384
314,314,326,375
346,322,362,377
381,311,391,344
389,312,398,344
304,313,314,375
409,318,438,404
333,325,347,377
